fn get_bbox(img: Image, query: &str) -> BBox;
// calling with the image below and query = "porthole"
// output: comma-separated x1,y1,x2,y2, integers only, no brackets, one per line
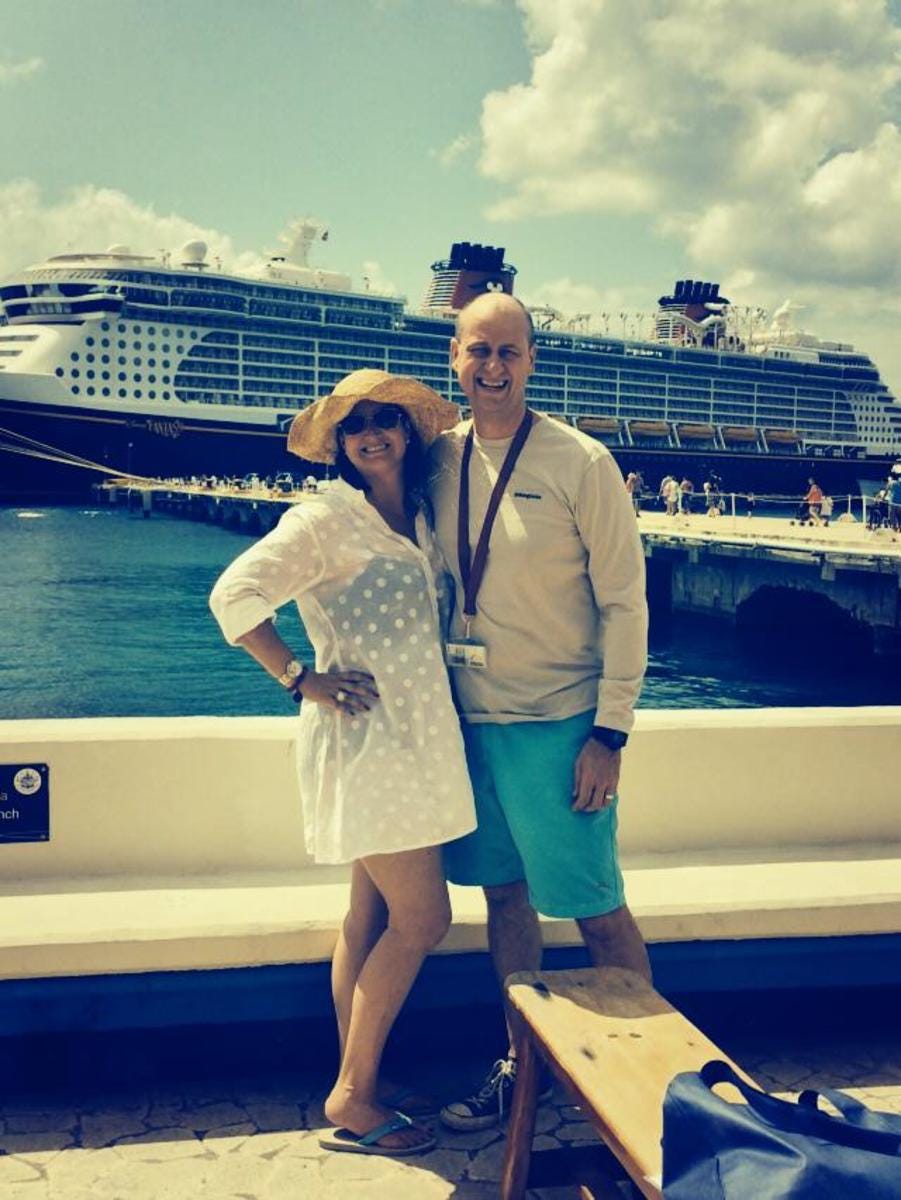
101,338,110,348
118,372,126,382
148,327,156,335
86,337,95,346
162,360,170,368
148,343,156,352
148,374,156,383
118,388,127,397
176,345,184,354
162,344,170,353
86,386,95,395
101,354,110,364
163,391,171,400
101,371,110,380
102,387,110,396
162,375,171,384
72,385,80,394
70,352,79,361
133,357,142,366
86,369,95,379
190,331,198,339
101,322,111,332
134,373,142,383
133,342,141,351
117,323,126,333
132,325,140,334
134,389,142,398
162,328,170,336
148,359,156,367
55,367,64,377
148,390,157,399
86,353,95,363
118,340,126,350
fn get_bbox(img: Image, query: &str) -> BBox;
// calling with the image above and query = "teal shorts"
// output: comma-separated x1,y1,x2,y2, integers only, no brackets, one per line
443,710,626,919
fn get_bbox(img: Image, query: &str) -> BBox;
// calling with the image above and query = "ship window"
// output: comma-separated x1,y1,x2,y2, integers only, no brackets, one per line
72,385,80,393
177,345,185,354
100,354,109,364
148,359,156,367
102,388,110,396
134,373,142,383
190,331,197,339
118,340,126,349
101,371,110,380
72,369,80,378
117,324,126,332
119,388,127,397
133,357,142,366
118,372,126,381
86,353,95,363
70,352,79,361
86,370,95,379
162,328,170,336
163,391,170,399
162,360,170,368
101,339,110,348
87,386,95,395
163,375,170,384
149,374,156,383
86,337,95,346
162,344,170,352
133,326,140,333
135,389,142,398
101,323,110,332
133,342,141,350
55,367,64,377
149,390,156,399
148,327,156,335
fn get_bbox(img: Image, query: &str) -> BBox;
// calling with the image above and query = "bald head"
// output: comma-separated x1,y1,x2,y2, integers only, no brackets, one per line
450,291,537,434
455,292,535,346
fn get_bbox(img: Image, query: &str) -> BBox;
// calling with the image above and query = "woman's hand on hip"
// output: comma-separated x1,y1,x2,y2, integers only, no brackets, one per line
298,668,379,715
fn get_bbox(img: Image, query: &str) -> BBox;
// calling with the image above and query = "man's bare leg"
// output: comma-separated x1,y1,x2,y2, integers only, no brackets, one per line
577,904,652,981
485,880,543,1053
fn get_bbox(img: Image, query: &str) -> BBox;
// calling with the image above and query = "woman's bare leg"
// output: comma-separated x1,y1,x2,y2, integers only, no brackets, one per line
324,844,450,1149
331,861,387,1062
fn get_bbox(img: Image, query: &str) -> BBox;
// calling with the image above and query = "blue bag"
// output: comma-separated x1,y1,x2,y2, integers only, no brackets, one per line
662,1060,901,1198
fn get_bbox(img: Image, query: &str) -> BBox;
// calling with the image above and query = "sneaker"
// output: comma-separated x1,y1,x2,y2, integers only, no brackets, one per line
440,1056,553,1131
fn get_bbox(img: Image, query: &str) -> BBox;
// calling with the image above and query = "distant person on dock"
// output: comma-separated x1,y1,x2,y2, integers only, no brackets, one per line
799,478,824,526
210,369,475,1159
430,292,650,1132
746,491,756,518
625,470,643,516
888,474,901,532
820,494,834,527
680,476,694,514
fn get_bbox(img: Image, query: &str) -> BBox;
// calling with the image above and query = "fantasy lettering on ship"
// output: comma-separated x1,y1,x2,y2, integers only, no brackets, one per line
0,217,900,500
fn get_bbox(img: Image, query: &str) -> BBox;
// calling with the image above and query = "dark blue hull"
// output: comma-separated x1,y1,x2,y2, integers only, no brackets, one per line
0,396,895,502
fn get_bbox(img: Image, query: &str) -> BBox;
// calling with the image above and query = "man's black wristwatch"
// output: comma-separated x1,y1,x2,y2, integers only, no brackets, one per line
591,726,629,752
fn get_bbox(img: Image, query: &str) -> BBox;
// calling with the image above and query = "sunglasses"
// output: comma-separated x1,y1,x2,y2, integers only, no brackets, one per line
338,406,406,437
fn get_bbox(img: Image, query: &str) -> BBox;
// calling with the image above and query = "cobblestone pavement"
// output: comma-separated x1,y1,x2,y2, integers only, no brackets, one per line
1,1027,899,1199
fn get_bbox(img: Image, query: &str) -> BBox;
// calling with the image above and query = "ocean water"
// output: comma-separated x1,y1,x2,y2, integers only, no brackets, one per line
0,506,898,720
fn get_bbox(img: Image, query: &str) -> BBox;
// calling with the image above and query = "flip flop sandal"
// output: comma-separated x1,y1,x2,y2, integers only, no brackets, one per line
380,1087,441,1119
318,1110,437,1157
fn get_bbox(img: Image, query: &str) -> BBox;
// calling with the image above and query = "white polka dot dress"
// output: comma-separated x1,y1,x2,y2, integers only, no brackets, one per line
210,480,476,864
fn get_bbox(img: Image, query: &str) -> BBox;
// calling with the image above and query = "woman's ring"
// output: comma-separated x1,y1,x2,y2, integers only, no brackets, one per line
336,689,347,704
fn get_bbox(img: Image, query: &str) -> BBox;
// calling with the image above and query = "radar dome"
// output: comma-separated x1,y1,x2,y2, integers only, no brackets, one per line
180,240,208,264
106,244,131,255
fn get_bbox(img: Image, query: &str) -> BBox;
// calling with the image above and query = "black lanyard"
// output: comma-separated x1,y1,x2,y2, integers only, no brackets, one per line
457,409,534,628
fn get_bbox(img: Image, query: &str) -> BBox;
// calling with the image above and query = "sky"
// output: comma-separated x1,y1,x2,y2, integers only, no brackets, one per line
2,0,901,394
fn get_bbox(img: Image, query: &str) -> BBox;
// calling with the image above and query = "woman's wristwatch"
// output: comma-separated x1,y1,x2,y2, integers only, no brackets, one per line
277,658,307,702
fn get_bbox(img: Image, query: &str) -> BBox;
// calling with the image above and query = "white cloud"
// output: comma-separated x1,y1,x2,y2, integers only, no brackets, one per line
360,259,399,296
0,56,44,85
435,133,475,169
474,0,901,393
0,180,262,278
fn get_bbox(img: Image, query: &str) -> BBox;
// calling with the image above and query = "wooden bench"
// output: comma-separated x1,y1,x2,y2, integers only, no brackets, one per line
500,966,757,1200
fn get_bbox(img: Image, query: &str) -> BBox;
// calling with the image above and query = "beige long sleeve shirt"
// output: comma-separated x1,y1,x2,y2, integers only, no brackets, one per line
430,414,648,731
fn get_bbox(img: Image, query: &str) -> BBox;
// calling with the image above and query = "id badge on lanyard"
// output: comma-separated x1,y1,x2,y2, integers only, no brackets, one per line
446,409,534,670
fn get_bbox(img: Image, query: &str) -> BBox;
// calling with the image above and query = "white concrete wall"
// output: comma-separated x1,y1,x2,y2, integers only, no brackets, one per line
0,708,898,883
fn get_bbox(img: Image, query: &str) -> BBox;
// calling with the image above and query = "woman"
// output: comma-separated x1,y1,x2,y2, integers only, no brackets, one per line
210,369,475,1157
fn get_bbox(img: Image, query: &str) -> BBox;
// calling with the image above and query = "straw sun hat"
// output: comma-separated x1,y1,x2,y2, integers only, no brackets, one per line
287,369,460,464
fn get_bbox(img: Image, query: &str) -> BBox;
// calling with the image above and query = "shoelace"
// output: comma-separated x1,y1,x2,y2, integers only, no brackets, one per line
474,1057,517,1119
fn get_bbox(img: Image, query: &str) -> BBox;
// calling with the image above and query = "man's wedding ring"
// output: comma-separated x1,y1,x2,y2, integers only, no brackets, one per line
336,689,347,704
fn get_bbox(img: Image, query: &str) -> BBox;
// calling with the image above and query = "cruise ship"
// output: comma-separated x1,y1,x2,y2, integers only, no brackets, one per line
2,220,900,500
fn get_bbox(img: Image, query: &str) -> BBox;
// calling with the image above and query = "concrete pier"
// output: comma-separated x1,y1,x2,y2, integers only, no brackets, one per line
95,480,901,656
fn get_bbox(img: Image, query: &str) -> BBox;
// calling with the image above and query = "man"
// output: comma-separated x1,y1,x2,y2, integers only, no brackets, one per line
429,292,650,1131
